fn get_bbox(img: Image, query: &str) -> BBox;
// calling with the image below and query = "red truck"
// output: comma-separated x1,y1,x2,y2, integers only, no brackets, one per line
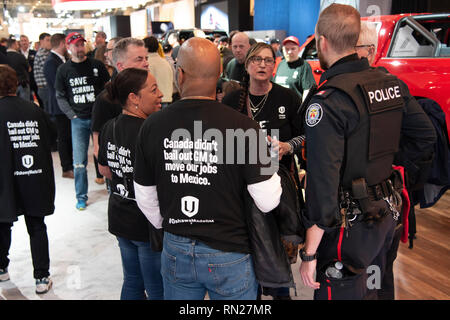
298,13,450,140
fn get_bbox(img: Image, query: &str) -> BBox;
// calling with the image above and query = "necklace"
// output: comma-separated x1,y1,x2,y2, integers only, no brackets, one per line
248,92,269,118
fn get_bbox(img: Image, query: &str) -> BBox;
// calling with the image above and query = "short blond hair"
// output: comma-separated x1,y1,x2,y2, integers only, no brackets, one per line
358,21,378,51
316,4,361,53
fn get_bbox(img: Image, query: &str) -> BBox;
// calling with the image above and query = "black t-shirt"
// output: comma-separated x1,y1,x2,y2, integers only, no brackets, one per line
98,114,150,242
224,58,247,83
55,58,110,119
91,89,122,133
222,82,302,168
134,99,274,253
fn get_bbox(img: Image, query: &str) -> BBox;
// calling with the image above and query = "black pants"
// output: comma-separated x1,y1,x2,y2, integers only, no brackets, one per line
314,214,397,300
54,114,73,172
0,216,50,279
93,155,103,179
376,223,403,300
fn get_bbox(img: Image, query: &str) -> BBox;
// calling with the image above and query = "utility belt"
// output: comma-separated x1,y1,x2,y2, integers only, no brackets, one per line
339,170,403,229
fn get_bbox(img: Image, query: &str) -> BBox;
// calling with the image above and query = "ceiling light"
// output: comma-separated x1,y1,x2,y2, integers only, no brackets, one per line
18,6,26,13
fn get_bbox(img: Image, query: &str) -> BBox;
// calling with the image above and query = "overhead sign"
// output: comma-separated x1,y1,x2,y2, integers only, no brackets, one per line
52,0,151,11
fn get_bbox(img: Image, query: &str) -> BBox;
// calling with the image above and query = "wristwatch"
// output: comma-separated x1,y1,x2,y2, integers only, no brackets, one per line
299,249,318,262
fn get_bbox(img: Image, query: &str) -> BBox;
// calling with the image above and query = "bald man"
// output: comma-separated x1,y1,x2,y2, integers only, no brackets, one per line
134,37,282,300
224,32,251,83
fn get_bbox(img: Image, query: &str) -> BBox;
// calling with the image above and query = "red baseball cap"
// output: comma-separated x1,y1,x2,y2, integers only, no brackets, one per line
66,32,86,45
282,36,300,46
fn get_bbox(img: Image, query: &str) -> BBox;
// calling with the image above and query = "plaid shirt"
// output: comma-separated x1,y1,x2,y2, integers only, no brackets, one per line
33,48,50,87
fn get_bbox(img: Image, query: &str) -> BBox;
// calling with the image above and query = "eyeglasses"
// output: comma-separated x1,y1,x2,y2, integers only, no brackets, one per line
249,56,275,66
355,44,375,50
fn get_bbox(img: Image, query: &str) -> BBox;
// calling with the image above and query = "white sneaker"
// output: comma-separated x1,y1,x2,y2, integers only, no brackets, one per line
35,277,52,294
0,268,9,282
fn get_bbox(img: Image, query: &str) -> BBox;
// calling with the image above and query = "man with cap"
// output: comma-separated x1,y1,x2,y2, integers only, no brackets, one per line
274,36,315,103
55,32,110,210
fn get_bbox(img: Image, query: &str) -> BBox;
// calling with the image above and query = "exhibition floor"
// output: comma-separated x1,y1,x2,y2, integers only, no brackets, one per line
1,150,449,300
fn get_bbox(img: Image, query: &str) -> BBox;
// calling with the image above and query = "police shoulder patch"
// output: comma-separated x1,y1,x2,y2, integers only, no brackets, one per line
305,103,323,127
314,88,334,99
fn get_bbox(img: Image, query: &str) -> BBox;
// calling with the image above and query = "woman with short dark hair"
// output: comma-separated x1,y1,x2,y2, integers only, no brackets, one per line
0,64,57,294
97,68,164,300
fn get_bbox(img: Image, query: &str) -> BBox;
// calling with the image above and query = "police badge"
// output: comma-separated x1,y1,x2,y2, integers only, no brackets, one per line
305,103,323,127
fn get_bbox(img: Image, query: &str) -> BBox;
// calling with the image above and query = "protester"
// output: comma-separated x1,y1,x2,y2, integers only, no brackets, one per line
133,37,282,300
0,64,56,294
222,42,303,299
91,37,149,161
98,68,164,300
55,32,110,210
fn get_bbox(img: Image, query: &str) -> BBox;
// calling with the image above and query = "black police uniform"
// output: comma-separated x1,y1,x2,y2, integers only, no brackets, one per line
302,54,436,300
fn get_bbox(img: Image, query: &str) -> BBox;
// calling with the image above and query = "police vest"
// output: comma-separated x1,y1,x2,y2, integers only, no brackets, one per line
322,67,405,188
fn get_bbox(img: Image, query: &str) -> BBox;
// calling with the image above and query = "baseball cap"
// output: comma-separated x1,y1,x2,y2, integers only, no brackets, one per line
66,32,86,45
282,36,300,46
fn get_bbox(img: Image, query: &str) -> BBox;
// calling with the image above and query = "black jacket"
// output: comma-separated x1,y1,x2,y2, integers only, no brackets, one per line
6,51,30,85
246,164,305,288
0,96,57,223
414,98,449,208
43,52,65,116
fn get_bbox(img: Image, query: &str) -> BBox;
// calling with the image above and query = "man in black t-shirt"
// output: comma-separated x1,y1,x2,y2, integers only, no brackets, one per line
134,38,282,300
91,38,149,160
55,32,110,210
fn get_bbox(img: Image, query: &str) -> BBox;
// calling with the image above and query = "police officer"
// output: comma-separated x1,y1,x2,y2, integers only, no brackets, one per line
299,4,436,300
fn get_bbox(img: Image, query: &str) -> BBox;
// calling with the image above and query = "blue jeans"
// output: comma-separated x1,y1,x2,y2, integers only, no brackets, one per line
162,232,258,300
117,237,163,300
37,87,49,111
71,118,91,202
16,84,31,102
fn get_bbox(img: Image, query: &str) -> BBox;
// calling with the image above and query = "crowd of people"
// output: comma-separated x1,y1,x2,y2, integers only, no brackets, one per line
0,3,437,300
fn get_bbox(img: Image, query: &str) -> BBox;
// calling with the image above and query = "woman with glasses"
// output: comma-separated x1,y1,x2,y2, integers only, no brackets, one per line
223,42,303,171
222,43,303,300
97,68,164,300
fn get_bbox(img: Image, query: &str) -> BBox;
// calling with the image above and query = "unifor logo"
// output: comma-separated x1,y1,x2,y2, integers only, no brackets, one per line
22,155,34,169
181,196,199,217
116,184,129,198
